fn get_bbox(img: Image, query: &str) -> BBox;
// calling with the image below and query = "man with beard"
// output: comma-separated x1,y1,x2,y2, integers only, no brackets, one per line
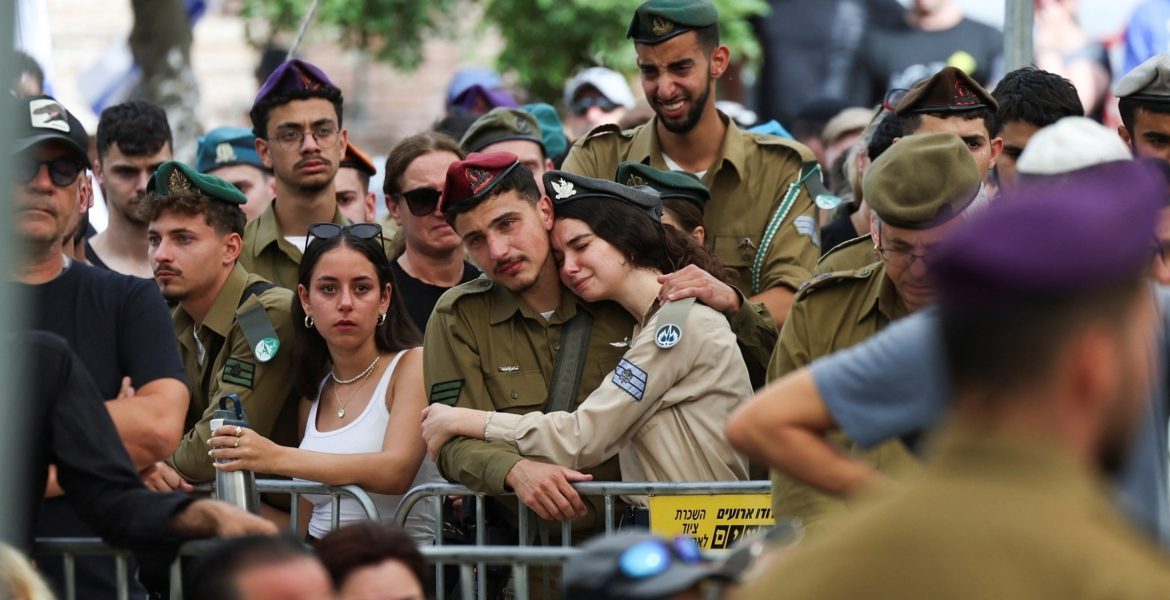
562,0,822,324
140,161,299,492
738,162,1170,599
240,59,350,289
87,100,174,278
1116,53,1170,165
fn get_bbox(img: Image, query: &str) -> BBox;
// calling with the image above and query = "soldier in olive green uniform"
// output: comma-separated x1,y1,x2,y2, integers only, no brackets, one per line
742,159,1170,600
814,67,1000,276
562,0,824,323
241,59,351,289
767,133,982,536
142,162,300,487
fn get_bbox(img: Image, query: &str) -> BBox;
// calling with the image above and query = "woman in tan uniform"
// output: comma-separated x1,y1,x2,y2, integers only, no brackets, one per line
421,171,750,502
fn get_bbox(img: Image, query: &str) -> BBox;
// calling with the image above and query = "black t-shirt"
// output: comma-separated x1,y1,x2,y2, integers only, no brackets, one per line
83,239,109,271
859,18,1003,103
390,259,481,334
20,260,185,399
20,261,186,598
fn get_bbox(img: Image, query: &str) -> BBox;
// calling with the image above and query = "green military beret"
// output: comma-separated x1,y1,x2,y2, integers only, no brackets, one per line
862,132,980,230
895,66,997,116
148,160,248,205
615,161,709,211
460,107,546,154
626,0,719,45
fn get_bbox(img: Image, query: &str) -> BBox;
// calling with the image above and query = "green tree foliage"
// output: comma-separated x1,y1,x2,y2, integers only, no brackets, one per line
242,0,766,104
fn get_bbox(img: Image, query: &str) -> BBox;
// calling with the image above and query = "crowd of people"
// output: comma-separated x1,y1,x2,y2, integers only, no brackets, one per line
11,0,1170,598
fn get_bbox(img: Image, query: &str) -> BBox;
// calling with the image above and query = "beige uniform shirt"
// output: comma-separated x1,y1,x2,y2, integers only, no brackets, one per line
767,263,918,534
562,114,820,295
166,263,300,482
485,301,751,505
740,427,1170,599
239,200,349,289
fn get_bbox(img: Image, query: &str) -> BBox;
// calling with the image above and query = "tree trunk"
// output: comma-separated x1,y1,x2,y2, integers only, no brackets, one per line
129,0,201,163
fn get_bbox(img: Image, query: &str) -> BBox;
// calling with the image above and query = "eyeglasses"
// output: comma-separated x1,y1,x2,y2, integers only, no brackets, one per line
306,222,384,249
882,88,909,112
271,125,340,151
877,247,930,270
18,157,84,187
396,187,443,217
571,96,620,116
618,536,703,580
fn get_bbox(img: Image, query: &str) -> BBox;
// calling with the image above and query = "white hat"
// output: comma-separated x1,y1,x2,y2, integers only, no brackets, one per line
563,67,636,110
1017,117,1133,177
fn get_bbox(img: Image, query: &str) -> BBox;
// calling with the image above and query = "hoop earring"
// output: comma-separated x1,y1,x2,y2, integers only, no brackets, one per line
377,312,387,326
304,314,315,328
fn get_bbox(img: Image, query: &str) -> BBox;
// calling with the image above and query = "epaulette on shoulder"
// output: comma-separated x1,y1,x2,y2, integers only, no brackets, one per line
434,276,494,312
795,264,879,300
815,235,870,268
582,122,634,142
749,132,817,163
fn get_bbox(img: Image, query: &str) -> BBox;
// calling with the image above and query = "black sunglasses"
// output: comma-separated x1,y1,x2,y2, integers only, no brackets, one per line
18,157,84,187
397,187,443,217
306,222,384,249
571,96,620,116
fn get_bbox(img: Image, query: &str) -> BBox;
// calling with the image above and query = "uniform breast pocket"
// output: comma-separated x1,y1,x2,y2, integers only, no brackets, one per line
484,370,548,414
713,234,756,268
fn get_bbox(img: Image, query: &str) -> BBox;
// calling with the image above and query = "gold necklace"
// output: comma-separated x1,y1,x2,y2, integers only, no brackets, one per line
331,355,381,418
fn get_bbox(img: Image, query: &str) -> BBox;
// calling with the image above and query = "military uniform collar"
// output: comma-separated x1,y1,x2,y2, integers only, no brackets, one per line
202,263,253,338
627,111,746,183
853,263,908,324
251,199,349,256
488,282,594,325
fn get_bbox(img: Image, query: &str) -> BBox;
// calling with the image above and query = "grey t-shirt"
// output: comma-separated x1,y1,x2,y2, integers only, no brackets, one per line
809,292,1170,547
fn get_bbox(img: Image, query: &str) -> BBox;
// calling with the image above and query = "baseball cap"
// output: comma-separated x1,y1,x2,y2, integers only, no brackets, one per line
14,95,89,165
564,67,637,111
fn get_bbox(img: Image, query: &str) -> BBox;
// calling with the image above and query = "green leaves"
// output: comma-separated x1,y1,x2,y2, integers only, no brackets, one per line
241,0,767,105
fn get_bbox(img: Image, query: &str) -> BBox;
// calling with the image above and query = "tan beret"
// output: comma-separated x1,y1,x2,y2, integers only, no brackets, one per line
863,132,981,229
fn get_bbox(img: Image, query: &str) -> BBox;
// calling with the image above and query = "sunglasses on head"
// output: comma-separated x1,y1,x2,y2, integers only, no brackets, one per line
306,222,384,248
397,187,443,217
571,96,620,116
618,536,703,580
18,157,84,187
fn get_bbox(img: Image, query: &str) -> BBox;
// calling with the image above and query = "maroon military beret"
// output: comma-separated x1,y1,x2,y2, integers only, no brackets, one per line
439,151,522,217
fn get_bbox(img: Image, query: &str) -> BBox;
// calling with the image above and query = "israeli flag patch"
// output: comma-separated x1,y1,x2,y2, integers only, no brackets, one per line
794,215,820,248
612,358,648,401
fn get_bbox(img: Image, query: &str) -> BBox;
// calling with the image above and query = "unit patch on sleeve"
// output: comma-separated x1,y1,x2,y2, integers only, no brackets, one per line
222,358,256,389
430,379,465,406
612,358,648,401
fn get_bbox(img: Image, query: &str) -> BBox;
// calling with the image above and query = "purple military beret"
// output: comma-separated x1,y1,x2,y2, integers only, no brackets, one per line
932,160,1164,313
253,59,338,108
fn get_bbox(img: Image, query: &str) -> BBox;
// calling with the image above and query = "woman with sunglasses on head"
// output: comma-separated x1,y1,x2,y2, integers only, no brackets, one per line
208,222,441,543
421,171,750,507
383,132,481,333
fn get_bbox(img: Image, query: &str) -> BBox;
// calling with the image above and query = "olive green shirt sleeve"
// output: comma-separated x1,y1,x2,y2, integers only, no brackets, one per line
727,289,779,389
167,301,298,483
765,294,813,384
426,306,523,495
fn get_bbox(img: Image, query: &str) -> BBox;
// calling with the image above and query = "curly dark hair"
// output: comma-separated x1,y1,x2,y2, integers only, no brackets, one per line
993,67,1083,128
554,197,734,287
142,191,246,236
96,100,172,159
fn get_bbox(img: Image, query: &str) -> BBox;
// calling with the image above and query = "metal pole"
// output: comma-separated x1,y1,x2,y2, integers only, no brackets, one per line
1004,0,1035,71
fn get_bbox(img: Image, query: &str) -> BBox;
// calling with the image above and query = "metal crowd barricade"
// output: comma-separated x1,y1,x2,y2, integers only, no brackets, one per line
195,478,382,532
393,480,773,600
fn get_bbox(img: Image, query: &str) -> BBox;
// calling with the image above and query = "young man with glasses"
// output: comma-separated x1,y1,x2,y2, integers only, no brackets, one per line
139,161,300,501
240,59,350,289
12,95,189,598
761,132,982,537
382,132,480,334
